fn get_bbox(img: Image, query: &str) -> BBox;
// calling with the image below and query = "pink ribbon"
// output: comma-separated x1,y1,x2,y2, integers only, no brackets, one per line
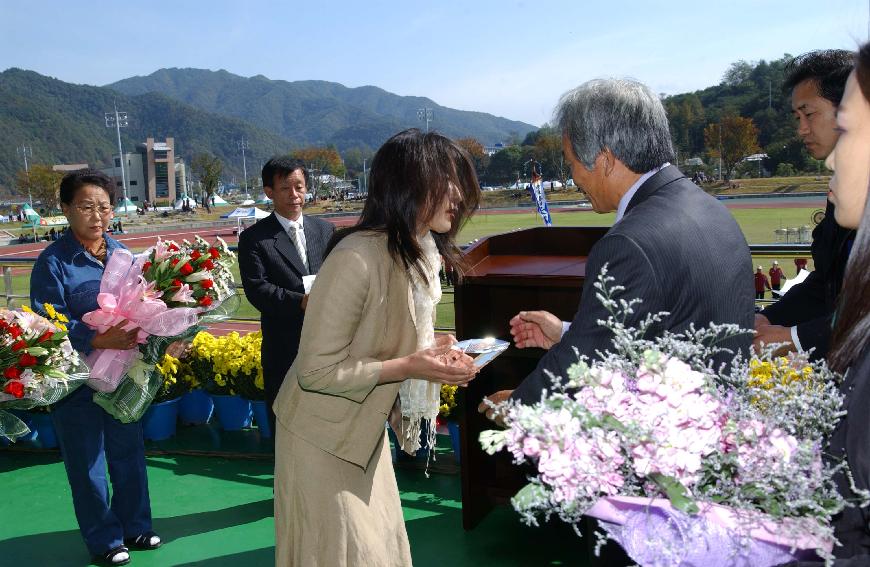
82,249,200,392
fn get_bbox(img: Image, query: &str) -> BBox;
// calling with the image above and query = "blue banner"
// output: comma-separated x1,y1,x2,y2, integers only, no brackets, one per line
527,181,552,226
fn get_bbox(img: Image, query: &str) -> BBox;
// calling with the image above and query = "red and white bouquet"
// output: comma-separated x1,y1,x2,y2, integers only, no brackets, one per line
82,236,236,394
0,304,89,440
139,236,236,310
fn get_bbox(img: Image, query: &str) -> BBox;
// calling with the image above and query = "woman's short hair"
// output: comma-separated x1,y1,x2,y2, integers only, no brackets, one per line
59,169,115,205
327,128,481,281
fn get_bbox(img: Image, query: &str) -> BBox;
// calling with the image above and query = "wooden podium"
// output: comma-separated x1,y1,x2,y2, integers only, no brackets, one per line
455,226,609,530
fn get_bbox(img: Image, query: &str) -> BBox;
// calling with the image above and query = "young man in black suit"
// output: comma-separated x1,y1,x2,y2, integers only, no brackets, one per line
238,157,335,435
754,50,857,360
479,78,755,409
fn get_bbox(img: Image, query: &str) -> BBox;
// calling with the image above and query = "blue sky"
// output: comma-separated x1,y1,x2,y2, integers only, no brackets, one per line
1,0,868,126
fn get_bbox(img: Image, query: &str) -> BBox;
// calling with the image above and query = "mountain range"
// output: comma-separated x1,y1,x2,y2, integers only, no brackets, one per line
108,68,535,151
0,67,537,191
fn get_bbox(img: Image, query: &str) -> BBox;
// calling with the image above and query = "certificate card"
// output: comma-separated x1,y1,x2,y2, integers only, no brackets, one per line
453,338,510,369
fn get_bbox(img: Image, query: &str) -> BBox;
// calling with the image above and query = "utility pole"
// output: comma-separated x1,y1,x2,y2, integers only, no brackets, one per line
718,123,723,181
16,145,33,206
237,139,250,198
105,102,129,213
417,108,434,133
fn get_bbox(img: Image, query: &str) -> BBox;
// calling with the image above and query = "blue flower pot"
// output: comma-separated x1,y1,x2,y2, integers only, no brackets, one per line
447,421,461,464
29,412,58,448
179,389,214,425
142,398,180,441
249,400,271,438
211,395,252,431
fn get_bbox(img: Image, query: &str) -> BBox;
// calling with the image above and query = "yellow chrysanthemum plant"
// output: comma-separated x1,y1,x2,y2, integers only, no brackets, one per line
439,384,459,420
190,331,264,399
152,352,190,403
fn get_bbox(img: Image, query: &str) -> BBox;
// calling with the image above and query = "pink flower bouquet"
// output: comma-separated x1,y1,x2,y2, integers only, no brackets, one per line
480,267,847,566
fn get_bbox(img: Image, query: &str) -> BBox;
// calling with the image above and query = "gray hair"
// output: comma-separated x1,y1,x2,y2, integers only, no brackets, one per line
555,78,675,173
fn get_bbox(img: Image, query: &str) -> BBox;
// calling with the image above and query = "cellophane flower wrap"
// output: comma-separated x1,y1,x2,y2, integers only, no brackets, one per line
480,267,858,566
0,304,89,441
85,236,240,422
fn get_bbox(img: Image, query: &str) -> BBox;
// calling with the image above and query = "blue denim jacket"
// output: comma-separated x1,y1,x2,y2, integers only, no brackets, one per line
30,230,127,355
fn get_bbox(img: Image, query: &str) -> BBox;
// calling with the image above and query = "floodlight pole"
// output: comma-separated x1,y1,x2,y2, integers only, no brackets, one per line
237,140,250,198
105,102,129,212
16,145,33,206
417,108,434,133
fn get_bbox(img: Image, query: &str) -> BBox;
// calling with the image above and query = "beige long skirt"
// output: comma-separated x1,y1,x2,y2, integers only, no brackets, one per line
274,424,412,567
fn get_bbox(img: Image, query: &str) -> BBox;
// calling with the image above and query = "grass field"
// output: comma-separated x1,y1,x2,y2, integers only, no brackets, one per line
455,206,821,246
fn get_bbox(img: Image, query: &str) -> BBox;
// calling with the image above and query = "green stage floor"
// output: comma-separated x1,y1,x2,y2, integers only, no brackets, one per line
0,424,586,566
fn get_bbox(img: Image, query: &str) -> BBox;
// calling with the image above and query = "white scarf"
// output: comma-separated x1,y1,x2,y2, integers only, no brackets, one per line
397,230,442,456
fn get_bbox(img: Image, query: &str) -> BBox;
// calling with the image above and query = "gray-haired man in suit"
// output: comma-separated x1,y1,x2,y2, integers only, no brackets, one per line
481,78,755,412
239,157,335,435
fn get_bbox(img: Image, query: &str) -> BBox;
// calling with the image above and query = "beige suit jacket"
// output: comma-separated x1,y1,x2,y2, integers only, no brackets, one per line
273,231,420,468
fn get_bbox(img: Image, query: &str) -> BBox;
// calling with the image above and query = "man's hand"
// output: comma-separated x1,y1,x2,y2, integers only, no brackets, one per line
754,313,771,328
753,320,797,356
301,294,309,311
509,310,562,349
478,389,513,427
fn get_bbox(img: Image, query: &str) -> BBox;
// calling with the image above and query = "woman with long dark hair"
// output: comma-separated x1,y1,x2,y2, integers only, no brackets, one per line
820,41,870,560
272,129,481,566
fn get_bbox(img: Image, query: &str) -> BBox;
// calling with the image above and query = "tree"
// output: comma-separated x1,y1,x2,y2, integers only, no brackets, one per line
291,147,346,200
722,60,754,86
191,153,223,214
16,165,64,213
775,163,797,177
533,130,568,188
704,116,760,180
342,147,374,177
486,146,524,185
455,137,490,179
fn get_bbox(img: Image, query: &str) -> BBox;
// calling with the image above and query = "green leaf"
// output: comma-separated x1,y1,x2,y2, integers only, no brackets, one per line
511,483,547,511
651,473,700,515
25,346,48,356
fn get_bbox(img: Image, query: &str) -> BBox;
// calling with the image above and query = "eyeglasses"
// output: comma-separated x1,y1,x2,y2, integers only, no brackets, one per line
74,203,113,215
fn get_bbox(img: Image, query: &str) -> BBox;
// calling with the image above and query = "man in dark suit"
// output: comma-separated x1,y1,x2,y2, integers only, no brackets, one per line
754,50,856,360
239,157,335,434
479,78,754,409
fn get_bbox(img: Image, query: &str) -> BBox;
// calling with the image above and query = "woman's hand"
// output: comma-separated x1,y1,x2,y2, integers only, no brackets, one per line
91,321,140,350
404,342,477,385
165,340,190,359
380,337,478,385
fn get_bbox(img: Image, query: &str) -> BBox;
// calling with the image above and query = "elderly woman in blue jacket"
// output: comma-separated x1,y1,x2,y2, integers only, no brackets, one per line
30,169,159,567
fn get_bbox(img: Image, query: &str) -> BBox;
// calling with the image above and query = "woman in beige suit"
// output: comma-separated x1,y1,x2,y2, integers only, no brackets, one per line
273,128,482,566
